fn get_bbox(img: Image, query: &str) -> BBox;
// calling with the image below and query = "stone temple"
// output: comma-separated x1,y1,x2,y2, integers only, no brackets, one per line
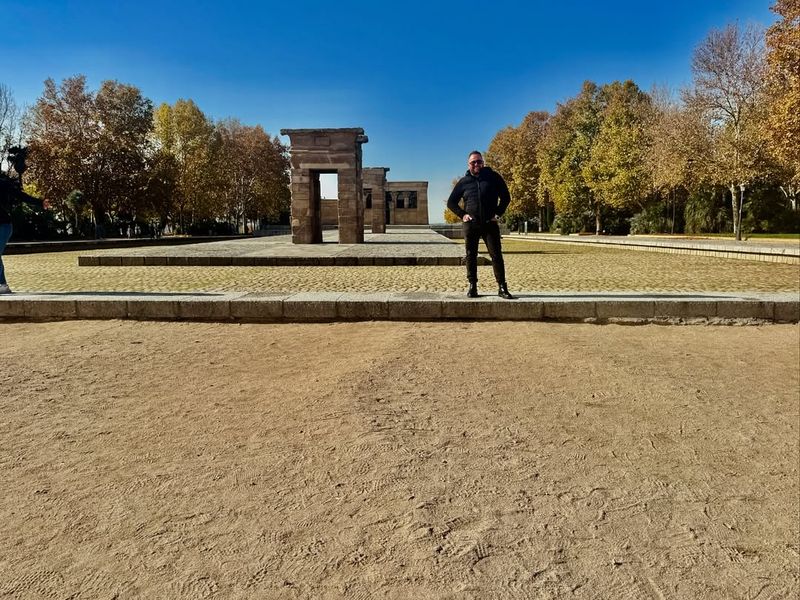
281,128,428,244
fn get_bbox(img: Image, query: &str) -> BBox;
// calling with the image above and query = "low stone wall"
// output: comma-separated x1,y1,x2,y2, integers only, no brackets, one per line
6,235,250,255
431,224,511,239
1,291,796,324
512,233,800,264
432,226,463,239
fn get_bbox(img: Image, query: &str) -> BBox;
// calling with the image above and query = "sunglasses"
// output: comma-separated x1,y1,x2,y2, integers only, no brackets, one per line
469,160,484,165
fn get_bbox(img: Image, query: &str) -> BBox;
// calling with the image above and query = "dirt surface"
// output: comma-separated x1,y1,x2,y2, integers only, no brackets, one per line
1,321,798,599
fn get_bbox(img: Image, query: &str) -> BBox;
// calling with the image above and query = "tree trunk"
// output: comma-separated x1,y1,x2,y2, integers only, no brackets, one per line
93,206,106,239
730,184,741,241
671,191,676,234
738,185,745,240
595,203,601,235
780,186,798,211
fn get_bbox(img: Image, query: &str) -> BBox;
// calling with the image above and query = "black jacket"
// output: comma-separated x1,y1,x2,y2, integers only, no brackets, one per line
0,175,42,224
446,166,511,224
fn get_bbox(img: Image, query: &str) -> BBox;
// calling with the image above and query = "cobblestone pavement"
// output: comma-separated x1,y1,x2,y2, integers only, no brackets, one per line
3,239,799,294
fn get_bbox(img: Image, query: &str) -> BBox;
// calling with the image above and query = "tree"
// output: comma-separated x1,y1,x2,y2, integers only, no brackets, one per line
538,81,601,232
25,76,96,234
444,177,463,223
93,80,155,231
647,88,693,193
215,119,290,232
25,76,153,237
140,149,179,235
682,23,773,239
443,208,461,224
65,189,87,235
644,88,697,232
486,125,520,225
584,81,653,216
765,0,800,209
152,99,218,232
511,111,550,230
487,112,550,230
0,82,20,155
486,126,519,182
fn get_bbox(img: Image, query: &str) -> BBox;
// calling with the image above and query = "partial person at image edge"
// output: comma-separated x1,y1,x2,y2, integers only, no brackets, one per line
446,150,515,299
0,146,43,294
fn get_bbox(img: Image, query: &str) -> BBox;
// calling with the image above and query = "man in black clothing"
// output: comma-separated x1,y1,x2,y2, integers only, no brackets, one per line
1,147,42,294
447,150,515,299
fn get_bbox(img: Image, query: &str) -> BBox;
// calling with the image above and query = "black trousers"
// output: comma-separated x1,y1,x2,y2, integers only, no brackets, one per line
463,219,506,285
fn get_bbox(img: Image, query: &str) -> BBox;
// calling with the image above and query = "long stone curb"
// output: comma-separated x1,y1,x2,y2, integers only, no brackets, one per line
1,292,797,324
76,255,478,267
6,235,250,255
510,234,800,264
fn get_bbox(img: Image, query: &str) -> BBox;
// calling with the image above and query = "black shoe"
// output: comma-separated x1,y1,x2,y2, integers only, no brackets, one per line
498,283,515,300
467,283,479,298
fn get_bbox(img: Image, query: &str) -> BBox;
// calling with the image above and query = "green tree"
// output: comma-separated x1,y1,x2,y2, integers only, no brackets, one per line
584,81,652,216
538,81,601,232
153,99,218,232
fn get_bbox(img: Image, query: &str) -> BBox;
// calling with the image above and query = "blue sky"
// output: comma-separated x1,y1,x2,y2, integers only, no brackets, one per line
1,0,777,222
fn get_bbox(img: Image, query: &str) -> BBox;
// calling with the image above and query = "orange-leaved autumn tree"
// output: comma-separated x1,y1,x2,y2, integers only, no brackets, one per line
215,119,290,232
765,0,800,209
25,75,153,237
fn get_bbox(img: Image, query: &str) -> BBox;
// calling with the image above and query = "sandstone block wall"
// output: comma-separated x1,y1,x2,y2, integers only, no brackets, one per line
280,128,368,244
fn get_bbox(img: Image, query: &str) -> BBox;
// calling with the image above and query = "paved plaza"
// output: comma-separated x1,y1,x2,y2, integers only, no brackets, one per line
76,228,486,267
1,229,798,323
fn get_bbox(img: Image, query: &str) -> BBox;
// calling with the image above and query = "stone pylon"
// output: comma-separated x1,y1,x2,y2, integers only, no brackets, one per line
363,167,390,234
280,128,368,244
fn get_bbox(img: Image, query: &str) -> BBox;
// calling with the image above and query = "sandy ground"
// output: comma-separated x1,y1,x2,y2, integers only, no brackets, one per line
1,321,798,599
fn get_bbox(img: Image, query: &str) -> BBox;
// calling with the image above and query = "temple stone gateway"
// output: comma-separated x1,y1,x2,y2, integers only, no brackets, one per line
280,128,369,244
382,181,429,226
362,167,390,234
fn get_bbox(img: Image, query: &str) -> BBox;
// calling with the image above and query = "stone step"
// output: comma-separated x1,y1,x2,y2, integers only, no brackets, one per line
1,292,797,323
512,234,800,264
77,255,472,267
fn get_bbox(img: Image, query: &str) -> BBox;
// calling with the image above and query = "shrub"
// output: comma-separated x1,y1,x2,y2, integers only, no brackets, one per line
630,203,668,234
552,212,588,235
684,188,732,234
742,185,800,233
